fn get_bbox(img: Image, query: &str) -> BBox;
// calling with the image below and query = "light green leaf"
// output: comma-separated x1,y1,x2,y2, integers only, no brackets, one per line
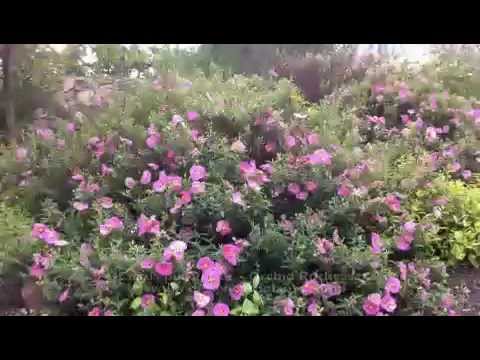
242,299,259,315
130,297,141,310
243,282,253,295
253,274,260,289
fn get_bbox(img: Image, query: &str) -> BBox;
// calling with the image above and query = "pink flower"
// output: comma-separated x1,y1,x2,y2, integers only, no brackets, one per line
399,262,407,281
385,194,401,213
448,161,461,173
259,164,273,175
31,223,48,239
137,214,161,236
189,165,207,181
304,181,318,193
239,160,270,191
141,294,156,309
66,122,76,133
306,133,320,145
197,257,214,271
164,240,187,262
193,291,211,308
301,280,320,296
187,111,199,121
367,116,385,126
216,220,232,237
385,276,401,294
232,192,245,207
148,163,159,170
146,134,161,149
308,149,332,166
229,283,245,301
429,94,438,110
287,183,301,195
265,142,276,153
425,126,438,143
462,169,472,180
73,202,89,212
307,301,319,316
30,264,46,279
201,267,222,290
337,183,352,197
171,114,184,125
16,147,28,162
296,191,308,200
281,298,295,316
212,303,230,316
98,197,113,209
363,293,382,316
192,309,206,316
36,128,55,142
72,174,85,182
231,139,247,153
400,114,411,125
99,216,124,236
58,288,70,303
319,283,342,298
177,190,192,205
190,181,206,194
396,232,414,251
371,232,384,254
141,258,156,270
101,164,113,177
403,221,416,234
372,83,385,95
380,294,397,313
316,238,334,255
154,261,173,276
140,170,152,185
285,135,297,149
125,177,136,189
88,307,102,317
222,244,241,266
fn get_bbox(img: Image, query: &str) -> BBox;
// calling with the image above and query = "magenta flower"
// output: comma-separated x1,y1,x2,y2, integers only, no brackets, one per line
301,279,320,296
288,183,301,195
385,276,401,294
125,177,136,189
363,293,382,316
187,111,199,121
101,164,113,177
367,116,385,126
370,232,384,254
66,122,76,133
192,309,206,316
146,133,161,149
193,291,211,309
154,261,174,277
259,163,273,175
337,183,352,197
216,220,232,237
296,191,308,200
385,194,401,213
307,300,319,316
98,196,113,209
58,288,70,303
306,133,320,145
179,191,192,205
31,223,48,239
141,294,156,309
222,244,241,266
281,298,295,316
380,294,397,313
201,267,222,290
462,170,472,180
229,283,245,301
15,147,28,162
189,165,207,181
212,303,230,316
316,238,334,255
36,128,55,141
307,149,332,166
30,264,46,279
88,307,102,317
163,240,187,262
265,142,276,153
140,170,152,185
403,221,417,234
285,135,297,149
141,258,156,270
99,216,124,236
196,256,214,271
239,160,270,191
396,232,414,251
137,214,161,237
73,202,89,212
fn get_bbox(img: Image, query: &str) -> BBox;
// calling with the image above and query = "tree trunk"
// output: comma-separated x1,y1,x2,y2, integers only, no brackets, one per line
2,44,17,142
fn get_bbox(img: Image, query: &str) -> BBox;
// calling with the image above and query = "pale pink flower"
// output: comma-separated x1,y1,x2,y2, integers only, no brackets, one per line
193,291,211,308
66,122,76,133
399,262,407,281
281,298,295,316
16,147,28,162
171,114,184,126
212,303,230,316
304,181,318,193
141,294,156,309
58,288,70,303
189,165,207,181
301,280,320,296
380,294,397,313
164,240,187,262
307,133,320,145
385,276,401,294
316,238,334,255
285,135,297,149
216,220,232,237
88,307,102,317
30,264,46,279
385,194,401,213
201,266,222,290
101,164,113,177
308,149,332,166
146,134,161,149
425,126,438,143
462,170,472,180
125,177,136,189
231,139,246,153
337,183,352,197
403,221,417,234
192,309,206,316
147,163,159,170
190,181,206,194
196,256,214,271
73,202,89,212
307,300,319,316
363,293,382,316
296,191,308,200
140,170,152,185
229,283,245,301
287,183,301,195
36,128,55,141
98,197,113,209
141,258,156,270
396,232,414,251
72,174,85,182
232,192,245,207
179,191,192,205
259,163,273,175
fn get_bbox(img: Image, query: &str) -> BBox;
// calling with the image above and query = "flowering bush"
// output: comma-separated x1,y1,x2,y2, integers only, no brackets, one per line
0,54,476,316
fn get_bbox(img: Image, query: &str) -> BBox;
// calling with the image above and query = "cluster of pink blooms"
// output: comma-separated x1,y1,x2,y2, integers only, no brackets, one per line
367,115,385,126
88,307,113,316
31,223,67,247
141,241,187,277
146,124,162,149
137,214,161,236
87,136,106,159
239,160,271,191
395,221,417,251
370,232,384,254
305,148,332,166
363,276,401,316
30,252,54,279
384,194,401,213
286,181,316,200
99,216,124,236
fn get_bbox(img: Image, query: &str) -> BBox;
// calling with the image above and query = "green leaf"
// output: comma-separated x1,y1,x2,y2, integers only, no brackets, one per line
243,282,253,295
130,297,141,310
252,274,260,289
242,299,259,315
252,291,263,306
468,254,479,268
230,306,242,316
